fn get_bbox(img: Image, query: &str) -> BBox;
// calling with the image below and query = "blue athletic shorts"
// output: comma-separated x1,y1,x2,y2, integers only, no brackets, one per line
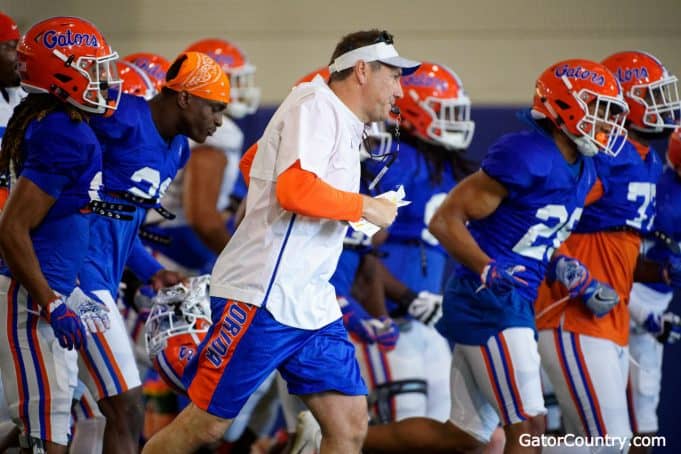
183,297,367,418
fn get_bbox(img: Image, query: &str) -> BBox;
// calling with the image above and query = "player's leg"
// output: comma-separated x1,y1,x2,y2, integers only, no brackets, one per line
354,323,429,423
0,278,79,454
538,328,631,440
361,341,496,454
70,383,106,454
627,328,664,454
0,376,21,452
460,328,545,453
77,289,143,454
421,323,452,421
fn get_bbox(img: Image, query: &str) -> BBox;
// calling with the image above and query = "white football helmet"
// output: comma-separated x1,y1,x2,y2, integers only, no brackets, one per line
144,275,212,359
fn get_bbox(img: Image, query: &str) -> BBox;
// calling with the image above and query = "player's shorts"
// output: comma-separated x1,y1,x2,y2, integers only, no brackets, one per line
78,289,142,400
0,276,78,446
450,327,546,443
184,298,367,419
353,319,452,423
538,328,632,439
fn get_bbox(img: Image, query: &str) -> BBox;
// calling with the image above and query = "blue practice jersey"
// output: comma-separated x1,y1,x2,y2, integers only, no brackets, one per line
641,166,681,293
574,140,662,234
368,142,456,307
0,112,102,295
442,130,596,344
79,94,190,296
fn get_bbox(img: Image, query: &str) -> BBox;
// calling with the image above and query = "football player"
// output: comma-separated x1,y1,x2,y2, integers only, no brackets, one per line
76,51,229,453
535,51,679,446
144,38,260,275
360,59,626,453
0,16,120,453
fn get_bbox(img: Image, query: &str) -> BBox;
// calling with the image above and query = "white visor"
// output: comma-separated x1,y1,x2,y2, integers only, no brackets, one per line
329,42,420,75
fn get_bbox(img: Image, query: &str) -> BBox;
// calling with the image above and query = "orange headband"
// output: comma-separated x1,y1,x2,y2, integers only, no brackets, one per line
164,51,230,104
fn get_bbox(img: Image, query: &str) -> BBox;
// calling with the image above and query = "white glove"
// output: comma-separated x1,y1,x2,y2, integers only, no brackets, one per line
407,291,443,327
67,287,111,334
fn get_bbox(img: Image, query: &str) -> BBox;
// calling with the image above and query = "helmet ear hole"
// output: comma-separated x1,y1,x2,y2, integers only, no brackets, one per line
555,100,570,110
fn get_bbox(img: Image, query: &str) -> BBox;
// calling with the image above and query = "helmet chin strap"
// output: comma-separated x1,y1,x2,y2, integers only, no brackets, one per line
562,127,599,157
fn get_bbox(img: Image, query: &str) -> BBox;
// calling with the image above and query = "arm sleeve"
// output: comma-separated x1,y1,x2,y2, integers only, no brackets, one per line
126,235,164,283
239,143,258,187
276,160,363,221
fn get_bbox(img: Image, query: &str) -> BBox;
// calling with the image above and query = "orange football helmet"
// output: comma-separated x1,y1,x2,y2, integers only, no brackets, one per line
397,62,474,150
18,16,122,115
294,66,330,86
184,38,260,118
532,58,629,157
123,52,170,92
667,127,681,169
602,51,680,133
116,60,156,100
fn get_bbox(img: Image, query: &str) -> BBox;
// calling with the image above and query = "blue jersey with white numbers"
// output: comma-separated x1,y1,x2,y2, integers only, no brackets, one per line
440,130,596,344
641,166,681,293
0,112,102,295
79,94,190,296
574,140,662,234
368,142,456,303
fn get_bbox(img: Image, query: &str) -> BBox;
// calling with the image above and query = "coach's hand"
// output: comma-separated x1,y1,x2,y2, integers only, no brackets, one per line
41,295,86,350
361,196,397,228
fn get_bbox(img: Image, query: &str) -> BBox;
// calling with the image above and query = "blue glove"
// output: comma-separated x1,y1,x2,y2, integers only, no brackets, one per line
546,255,591,298
479,260,527,295
582,280,620,317
339,297,399,350
42,296,86,350
662,255,681,288
373,316,399,352
643,312,681,344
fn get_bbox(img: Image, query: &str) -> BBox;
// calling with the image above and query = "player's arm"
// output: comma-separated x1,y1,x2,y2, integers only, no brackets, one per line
183,145,231,254
428,169,507,274
0,177,59,308
350,253,389,318
276,160,396,227
126,236,185,290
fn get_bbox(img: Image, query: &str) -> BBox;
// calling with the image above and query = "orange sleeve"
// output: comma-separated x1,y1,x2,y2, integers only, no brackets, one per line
239,142,258,187
276,160,363,222
584,177,604,206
